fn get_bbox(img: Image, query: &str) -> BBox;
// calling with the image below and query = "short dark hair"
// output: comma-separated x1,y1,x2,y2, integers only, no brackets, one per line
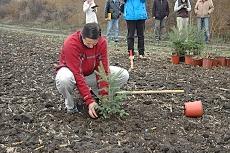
82,23,101,39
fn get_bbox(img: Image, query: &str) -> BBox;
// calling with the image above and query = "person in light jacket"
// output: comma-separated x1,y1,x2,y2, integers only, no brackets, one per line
174,0,191,32
83,0,98,23
194,0,214,43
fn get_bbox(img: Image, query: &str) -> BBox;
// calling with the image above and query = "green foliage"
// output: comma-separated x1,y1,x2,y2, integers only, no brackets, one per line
169,26,188,56
95,63,129,119
169,25,205,56
185,25,205,55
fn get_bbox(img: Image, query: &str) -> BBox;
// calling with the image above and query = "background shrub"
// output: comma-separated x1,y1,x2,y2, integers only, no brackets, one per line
0,0,229,39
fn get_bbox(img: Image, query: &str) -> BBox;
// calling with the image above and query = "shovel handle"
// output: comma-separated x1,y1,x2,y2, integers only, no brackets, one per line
116,90,185,95
130,57,134,69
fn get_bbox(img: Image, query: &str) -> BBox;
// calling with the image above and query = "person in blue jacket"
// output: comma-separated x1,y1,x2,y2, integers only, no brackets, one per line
122,0,148,59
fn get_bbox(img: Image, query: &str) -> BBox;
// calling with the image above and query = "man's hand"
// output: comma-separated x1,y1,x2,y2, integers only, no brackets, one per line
88,101,98,118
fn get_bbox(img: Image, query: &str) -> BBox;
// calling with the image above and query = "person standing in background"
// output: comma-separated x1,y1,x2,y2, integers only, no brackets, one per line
174,0,191,32
194,0,214,43
104,0,121,43
83,0,98,23
152,0,169,41
123,0,148,59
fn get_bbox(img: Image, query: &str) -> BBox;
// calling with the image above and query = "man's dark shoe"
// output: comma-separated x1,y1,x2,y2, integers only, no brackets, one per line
114,39,119,43
67,106,79,114
76,102,87,114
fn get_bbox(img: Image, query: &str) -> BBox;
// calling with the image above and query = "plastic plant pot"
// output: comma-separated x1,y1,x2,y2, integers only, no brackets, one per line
216,56,226,66
202,58,213,68
212,58,219,67
171,54,180,64
184,101,204,118
226,58,230,67
192,58,203,67
185,55,193,65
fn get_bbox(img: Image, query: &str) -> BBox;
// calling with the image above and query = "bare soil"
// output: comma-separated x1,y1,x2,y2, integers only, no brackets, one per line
0,28,230,153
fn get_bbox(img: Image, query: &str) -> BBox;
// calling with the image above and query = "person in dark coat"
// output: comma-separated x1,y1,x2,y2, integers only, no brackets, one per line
104,0,121,42
152,0,169,41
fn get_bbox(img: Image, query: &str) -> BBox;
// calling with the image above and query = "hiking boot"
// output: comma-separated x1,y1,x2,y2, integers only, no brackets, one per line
76,102,88,114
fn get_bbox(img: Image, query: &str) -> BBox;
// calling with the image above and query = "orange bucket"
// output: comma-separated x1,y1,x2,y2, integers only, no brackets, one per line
184,101,204,118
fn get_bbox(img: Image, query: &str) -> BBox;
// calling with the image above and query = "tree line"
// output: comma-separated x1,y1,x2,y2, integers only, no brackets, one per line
0,0,229,39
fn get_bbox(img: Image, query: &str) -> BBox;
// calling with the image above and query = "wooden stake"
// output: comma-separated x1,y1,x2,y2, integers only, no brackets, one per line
130,57,134,69
116,89,184,95
129,50,134,70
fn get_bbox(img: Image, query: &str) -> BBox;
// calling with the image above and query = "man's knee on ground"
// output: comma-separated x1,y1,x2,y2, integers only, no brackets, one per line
56,68,75,87
119,68,129,86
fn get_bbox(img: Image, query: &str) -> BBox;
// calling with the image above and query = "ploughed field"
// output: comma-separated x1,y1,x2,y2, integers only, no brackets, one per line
0,28,230,153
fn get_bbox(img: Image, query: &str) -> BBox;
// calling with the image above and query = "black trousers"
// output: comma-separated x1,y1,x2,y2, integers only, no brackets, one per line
126,20,145,56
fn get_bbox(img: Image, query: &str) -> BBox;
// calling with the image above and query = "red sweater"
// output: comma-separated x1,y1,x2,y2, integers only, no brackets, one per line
57,31,109,105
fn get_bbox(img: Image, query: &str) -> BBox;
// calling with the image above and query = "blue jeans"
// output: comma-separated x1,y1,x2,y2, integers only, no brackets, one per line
197,17,210,42
106,19,119,41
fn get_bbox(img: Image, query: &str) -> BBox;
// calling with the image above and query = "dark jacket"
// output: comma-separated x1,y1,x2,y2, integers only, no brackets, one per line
152,0,169,20
104,0,121,19
174,0,191,18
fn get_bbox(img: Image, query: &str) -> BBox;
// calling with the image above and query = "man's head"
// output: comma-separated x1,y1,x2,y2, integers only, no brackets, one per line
82,23,101,48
